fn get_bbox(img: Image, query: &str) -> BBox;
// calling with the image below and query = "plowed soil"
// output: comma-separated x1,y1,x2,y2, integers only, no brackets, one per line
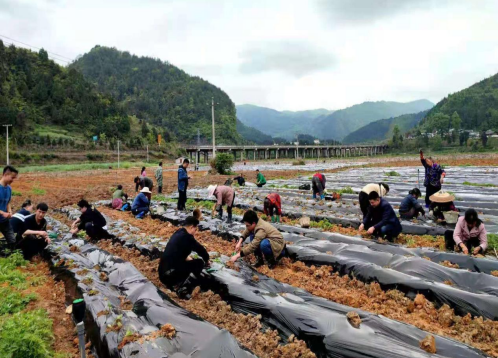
100,208,498,357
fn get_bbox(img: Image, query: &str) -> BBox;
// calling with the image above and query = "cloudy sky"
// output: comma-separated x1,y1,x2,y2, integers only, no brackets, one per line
2,0,498,111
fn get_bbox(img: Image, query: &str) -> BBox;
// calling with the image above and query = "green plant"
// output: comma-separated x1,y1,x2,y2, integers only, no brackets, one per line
0,288,37,315
488,234,498,251
31,187,47,196
462,181,497,187
210,153,234,175
12,190,22,196
0,309,54,358
292,160,305,166
333,186,354,194
310,219,334,230
385,171,401,177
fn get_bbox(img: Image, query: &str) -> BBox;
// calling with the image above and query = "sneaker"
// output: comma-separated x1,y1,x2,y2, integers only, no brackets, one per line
176,286,192,300
253,257,265,268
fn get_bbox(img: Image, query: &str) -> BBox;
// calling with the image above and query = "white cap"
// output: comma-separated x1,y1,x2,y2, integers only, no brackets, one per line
140,187,152,194
208,185,217,197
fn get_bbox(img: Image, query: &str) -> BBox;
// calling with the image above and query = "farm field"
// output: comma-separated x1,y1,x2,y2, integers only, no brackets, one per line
3,152,498,358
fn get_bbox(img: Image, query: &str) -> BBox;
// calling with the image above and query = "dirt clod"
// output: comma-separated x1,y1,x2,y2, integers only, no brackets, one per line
419,335,436,354
491,271,498,277
414,294,426,307
346,311,361,328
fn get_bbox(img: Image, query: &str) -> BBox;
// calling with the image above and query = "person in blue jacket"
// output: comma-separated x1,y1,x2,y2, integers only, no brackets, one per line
178,158,191,211
399,188,425,220
132,187,151,219
359,191,402,242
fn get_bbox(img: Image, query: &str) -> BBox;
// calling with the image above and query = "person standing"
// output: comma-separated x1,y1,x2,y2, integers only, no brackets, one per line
256,169,266,188
358,183,390,219
264,193,282,223
71,200,110,240
0,166,18,251
359,191,402,242
155,162,163,194
312,172,326,200
231,210,286,268
444,209,487,254
15,203,51,260
420,149,445,207
208,185,235,223
178,159,191,210
158,216,210,299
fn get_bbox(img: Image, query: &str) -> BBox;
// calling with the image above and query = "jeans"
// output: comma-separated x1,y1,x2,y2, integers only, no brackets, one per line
0,220,16,245
249,234,286,261
178,190,187,210
16,235,48,260
425,184,440,207
132,207,149,216
159,258,204,289
365,223,401,242
312,177,324,197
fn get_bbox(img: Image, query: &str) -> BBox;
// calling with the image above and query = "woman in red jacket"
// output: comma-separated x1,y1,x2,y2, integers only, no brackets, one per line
264,193,282,223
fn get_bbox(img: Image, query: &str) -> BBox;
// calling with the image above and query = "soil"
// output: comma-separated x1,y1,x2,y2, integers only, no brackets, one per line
96,239,316,358
98,211,498,357
491,271,498,277
420,335,437,354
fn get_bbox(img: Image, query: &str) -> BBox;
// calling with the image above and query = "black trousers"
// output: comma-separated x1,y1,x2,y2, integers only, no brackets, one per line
158,186,162,194
359,191,370,219
399,208,418,220
425,184,440,207
159,258,204,289
178,190,187,210
16,235,48,260
444,230,483,252
84,222,111,240
257,183,265,188
218,193,236,220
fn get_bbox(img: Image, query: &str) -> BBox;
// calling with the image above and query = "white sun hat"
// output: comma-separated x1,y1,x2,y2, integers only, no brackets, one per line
208,185,217,197
140,187,152,194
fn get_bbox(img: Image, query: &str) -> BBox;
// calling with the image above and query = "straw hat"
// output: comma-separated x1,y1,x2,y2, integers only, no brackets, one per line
208,185,217,197
140,187,152,194
429,190,455,203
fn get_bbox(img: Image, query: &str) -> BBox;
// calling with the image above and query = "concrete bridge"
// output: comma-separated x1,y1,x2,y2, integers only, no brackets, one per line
185,144,388,163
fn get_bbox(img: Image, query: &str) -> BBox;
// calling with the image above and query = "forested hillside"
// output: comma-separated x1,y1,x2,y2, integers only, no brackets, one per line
420,73,498,132
236,119,274,144
313,100,433,140
0,40,128,146
71,46,242,144
343,110,429,144
236,104,334,140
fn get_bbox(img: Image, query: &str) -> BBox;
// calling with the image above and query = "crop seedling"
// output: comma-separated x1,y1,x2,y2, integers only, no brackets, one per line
385,171,401,177
0,288,37,315
462,181,497,187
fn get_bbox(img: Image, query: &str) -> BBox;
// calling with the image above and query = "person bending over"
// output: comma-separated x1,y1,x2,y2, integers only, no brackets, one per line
112,185,128,210
71,200,110,240
132,187,151,219
256,169,266,188
158,216,210,299
233,174,245,186
208,185,235,223
312,172,326,200
231,210,286,269
15,203,51,260
264,193,282,223
399,188,425,220
134,176,154,193
358,183,389,219
444,209,487,255
359,191,402,242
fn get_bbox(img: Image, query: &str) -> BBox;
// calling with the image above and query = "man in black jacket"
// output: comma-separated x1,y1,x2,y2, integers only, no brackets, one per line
158,216,210,298
70,200,111,240
359,191,402,242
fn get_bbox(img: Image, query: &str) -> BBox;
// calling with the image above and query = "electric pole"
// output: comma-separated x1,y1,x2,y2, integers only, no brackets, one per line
3,124,12,165
117,140,120,169
211,97,216,158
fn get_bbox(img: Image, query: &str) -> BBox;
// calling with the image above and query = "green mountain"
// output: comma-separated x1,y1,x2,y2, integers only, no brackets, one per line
71,46,242,144
236,104,334,140
420,73,498,131
314,100,434,141
0,40,128,146
236,119,274,144
343,110,429,144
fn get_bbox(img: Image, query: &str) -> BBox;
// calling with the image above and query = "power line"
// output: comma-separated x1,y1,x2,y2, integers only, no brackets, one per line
0,34,73,62
1,40,71,64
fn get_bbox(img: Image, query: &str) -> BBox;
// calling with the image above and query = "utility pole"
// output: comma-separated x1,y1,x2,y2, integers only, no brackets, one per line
117,140,120,169
3,124,12,165
146,145,149,163
211,97,216,158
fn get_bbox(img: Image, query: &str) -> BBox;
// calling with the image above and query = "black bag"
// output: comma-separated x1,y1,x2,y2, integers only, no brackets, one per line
299,184,311,190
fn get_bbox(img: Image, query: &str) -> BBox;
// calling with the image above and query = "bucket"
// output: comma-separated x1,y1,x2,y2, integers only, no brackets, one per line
443,211,459,224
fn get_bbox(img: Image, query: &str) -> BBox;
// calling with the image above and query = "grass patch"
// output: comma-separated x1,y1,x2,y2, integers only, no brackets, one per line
267,184,297,189
0,309,54,358
309,219,335,230
18,161,148,173
488,234,498,251
0,288,37,315
186,199,215,210
31,187,47,196
385,170,401,177
12,190,22,196
462,181,497,187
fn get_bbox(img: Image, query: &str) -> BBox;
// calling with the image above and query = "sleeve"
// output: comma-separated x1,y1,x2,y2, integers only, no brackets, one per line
135,182,139,192
421,158,428,168
240,228,250,240
411,197,424,213
192,238,210,263
453,219,463,246
276,196,282,215
373,206,393,230
478,224,488,251
178,168,188,182
241,228,265,257
78,213,86,230
263,206,269,215
215,192,222,206
363,209,372,226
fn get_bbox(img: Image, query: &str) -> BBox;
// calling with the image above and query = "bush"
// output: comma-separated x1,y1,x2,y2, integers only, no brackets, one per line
292,160,305,166
210,153,234,174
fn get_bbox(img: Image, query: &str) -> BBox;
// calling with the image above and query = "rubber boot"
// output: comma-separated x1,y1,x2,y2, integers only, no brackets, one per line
271,216,276,223
320,194,325,200
312,193,317,200
267,257,277,269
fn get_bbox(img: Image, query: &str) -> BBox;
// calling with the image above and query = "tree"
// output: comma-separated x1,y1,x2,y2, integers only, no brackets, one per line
392,125,401,147
428,113,450,138
38,48,49,62
481,131,488,147
459,131,469,146
450,111,462,131
141,120,149,137
210,153,234,175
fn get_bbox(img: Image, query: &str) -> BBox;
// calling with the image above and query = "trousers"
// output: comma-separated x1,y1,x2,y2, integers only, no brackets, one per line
159,258,204,289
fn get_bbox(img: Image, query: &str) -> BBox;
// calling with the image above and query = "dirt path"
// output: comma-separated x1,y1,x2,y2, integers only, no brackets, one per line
99,208,498,357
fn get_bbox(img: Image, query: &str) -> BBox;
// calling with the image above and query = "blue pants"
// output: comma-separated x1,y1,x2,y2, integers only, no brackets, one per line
378,224,402,242
132,207,149,216
249,234,286,261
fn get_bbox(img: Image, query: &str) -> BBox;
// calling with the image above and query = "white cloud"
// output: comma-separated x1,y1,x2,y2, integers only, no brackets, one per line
1,0,498,111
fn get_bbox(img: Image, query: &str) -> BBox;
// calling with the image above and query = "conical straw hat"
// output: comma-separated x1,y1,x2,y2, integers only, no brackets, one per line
429,190,455,203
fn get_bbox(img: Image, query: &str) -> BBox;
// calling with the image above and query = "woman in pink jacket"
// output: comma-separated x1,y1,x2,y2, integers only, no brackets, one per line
208,185,235,223
444,209,487,255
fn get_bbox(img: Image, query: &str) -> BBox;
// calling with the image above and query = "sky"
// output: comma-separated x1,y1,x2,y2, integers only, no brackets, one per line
2,0,498,111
